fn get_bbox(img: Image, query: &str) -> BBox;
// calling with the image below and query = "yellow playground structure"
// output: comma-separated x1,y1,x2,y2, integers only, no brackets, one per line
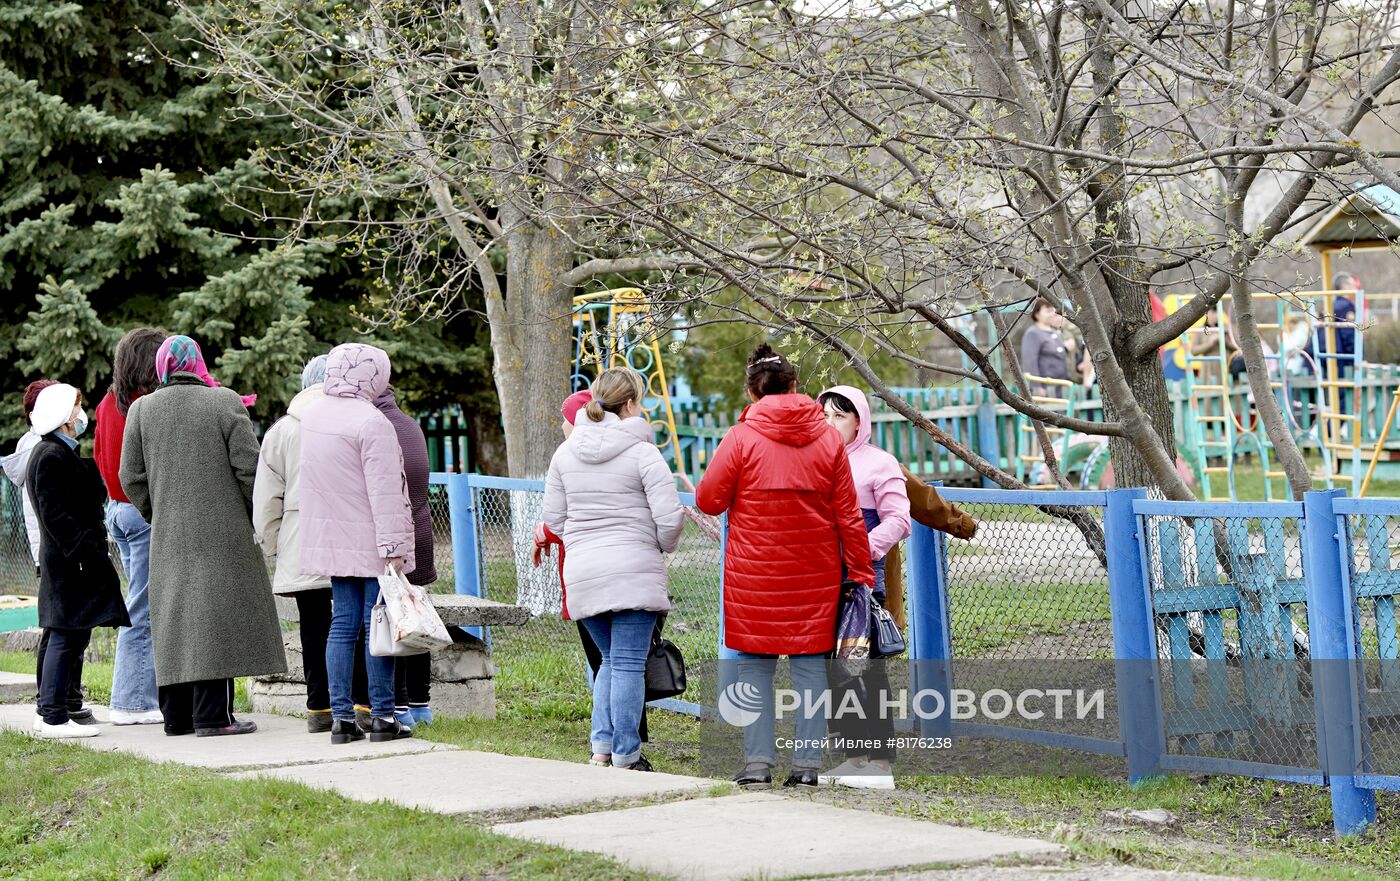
571,288,682,468
1181,184,1400,500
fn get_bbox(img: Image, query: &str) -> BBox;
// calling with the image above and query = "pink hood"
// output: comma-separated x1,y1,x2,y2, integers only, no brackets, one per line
297,344,415,578
821,385,911,560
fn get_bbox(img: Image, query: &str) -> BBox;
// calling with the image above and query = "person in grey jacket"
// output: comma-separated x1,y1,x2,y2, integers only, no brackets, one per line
542,367,685,771
1019,298,1071,396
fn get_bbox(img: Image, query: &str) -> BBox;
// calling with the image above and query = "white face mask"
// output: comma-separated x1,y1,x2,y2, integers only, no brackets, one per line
72,408,88,438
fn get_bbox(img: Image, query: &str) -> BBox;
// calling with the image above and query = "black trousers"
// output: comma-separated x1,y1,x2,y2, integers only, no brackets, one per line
295,590,333,712
298,589,377,712
831,662,897,761
35,627,86,716
159,678,234,733
395,653,431,707
37,628,90,724
579,621,649,742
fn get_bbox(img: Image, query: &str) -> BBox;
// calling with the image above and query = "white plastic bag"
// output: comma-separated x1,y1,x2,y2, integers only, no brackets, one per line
370,564,452,656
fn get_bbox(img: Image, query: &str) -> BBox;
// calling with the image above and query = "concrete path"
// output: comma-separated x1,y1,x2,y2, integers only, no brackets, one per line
0,704,450,770
495,793,1064,881
827,869,1259,881
233,749,716,814
0,671,36,700
3,703,1074,880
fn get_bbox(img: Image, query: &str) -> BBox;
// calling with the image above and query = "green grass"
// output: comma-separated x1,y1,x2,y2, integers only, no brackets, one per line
878,774,1400,881
6,642,1400,880
1217,455,1400,502
0,732,659,881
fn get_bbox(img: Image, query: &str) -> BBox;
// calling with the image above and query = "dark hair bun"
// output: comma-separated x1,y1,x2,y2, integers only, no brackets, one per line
745,342,798,399
747,342,779,366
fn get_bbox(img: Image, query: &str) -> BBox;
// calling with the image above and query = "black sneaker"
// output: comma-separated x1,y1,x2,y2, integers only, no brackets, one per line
164,726,195,737
196,720,258,737
370,716,413,743
306,712,334,734
783,769,820,790
616,754,653,772
330,719,365,745
68,707,98,726
732,765,773,790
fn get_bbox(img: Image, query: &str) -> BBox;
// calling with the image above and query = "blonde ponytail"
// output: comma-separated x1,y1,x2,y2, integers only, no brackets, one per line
588,367,646,420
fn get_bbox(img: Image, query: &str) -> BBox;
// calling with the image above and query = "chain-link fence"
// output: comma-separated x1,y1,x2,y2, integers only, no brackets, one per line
467,479,723,711
935,494,1117,742
1140,509,1317,771
1,479,38,595
1342,511,1400,778
425,479,455,592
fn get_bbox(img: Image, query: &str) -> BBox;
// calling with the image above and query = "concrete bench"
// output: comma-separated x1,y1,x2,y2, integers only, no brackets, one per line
252,593,530,720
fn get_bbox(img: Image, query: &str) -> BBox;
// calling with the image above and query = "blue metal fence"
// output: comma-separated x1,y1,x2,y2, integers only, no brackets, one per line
447,474,1396,836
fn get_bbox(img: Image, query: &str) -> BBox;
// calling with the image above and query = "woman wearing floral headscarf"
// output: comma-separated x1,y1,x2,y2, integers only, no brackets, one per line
119,335,286,736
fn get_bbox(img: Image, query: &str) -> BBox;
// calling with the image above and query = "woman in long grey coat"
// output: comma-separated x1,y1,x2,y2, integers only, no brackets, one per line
119,335,286,736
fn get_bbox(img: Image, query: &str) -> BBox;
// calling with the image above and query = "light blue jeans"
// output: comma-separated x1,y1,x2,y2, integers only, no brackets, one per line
581,610,657,766
107,500,158,712
328,577,395,721
736,652,828,771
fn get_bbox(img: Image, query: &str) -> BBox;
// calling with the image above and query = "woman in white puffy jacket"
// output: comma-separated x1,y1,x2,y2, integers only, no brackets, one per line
542,367,685,771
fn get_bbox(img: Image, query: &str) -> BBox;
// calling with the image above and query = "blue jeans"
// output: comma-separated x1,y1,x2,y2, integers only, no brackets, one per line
736,652,828,770
580,610,657,765
328,577,395,721
107,500,158,712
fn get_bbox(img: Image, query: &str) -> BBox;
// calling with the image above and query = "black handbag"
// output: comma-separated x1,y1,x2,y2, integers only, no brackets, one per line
644,625,687,701
870,604,906,659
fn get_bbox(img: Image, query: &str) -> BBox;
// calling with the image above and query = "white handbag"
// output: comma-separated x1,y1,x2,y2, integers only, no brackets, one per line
369,564,453,657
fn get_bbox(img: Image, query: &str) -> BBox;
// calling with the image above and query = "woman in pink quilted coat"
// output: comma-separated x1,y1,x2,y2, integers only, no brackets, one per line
299,343,415,745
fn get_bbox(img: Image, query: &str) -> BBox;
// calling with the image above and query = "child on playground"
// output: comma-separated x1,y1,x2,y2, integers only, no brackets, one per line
816,385,912,790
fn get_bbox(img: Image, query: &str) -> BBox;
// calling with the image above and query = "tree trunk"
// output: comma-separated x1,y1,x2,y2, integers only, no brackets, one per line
496,226,577,478
1105,282,1179,490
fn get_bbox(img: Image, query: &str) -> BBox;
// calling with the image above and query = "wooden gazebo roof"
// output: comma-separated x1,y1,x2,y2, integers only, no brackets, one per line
1301,184,1400,250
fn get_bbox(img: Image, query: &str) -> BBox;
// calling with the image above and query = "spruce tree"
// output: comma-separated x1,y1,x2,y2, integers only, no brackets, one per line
0,1,493,445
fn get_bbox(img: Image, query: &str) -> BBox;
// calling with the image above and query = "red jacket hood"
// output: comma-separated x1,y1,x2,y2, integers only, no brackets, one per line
740,394,830,447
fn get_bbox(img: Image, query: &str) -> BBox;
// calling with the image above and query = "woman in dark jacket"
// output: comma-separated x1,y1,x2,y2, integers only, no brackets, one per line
27,383,129,738
373,384,437,726
696,344,874,789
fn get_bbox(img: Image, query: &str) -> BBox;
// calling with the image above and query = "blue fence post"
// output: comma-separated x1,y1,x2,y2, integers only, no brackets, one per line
906,521,952,737
1302,489,1376,836
447,472,486,642
1104,488,1165,783
975,403,1000,488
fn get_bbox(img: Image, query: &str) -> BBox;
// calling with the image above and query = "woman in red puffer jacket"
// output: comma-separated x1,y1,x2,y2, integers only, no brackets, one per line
696,343,874,790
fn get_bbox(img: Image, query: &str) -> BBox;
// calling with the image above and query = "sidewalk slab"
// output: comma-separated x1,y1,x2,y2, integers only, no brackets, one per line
0,671,36,699
232,749,716,814
494,793,1065,881
0,704,453,770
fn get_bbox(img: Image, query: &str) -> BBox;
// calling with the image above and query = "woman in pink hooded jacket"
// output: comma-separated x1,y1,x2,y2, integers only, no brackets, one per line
817,385,911,791
299,343,415,745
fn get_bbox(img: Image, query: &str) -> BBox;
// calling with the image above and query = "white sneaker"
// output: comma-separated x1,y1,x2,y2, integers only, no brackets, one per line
32,713,41,731
110,709,165,725
818,758,897,790
36,719,101,739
